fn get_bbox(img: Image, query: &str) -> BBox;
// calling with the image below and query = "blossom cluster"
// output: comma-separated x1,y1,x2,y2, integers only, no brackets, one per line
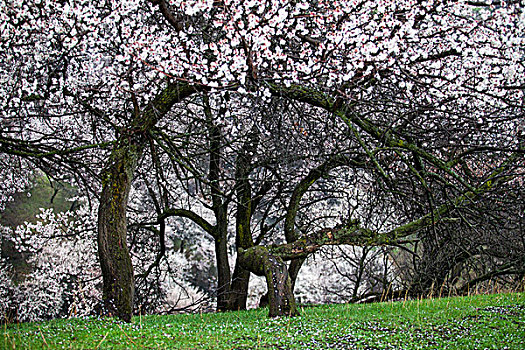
0,203,212,322
2,0,523,120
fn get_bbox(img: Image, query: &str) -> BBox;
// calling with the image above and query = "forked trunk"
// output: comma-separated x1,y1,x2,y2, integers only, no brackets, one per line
239,246,299,317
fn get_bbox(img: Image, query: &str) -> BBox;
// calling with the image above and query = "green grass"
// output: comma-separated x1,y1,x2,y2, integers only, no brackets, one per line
3,293,524,349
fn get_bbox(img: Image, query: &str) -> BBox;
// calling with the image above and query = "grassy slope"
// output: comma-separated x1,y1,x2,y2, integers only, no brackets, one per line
3,293,524,349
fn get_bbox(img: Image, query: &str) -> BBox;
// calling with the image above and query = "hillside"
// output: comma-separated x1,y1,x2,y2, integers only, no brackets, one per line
3,292,524,349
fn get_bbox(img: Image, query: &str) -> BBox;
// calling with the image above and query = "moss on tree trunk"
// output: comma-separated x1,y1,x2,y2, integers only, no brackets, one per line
239,246,299,317
96,82,197,322
97,144,137,322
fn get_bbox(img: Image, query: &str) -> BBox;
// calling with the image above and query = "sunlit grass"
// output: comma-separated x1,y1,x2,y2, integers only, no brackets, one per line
3,292,524,349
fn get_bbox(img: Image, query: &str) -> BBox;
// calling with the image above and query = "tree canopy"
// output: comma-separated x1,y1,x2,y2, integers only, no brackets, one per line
1,0,523,321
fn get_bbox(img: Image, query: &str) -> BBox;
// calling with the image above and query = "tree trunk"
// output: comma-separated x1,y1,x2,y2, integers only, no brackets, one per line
96,82,196,322
204,97,234,312
227,260,250,310
288,258,305,291
262,258,304,307
239,246,299,317
97,144,138,322
214,230,231,311
225,128,258,311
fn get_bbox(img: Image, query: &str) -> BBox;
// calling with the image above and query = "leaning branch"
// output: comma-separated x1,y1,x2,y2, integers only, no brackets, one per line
267,83,480,192
257,149,521,261
160,208,216,237
284,154,366,243
0,137,114,159
133,81,201,133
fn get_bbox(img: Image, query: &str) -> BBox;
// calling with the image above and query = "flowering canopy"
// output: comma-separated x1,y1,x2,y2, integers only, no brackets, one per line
1,0,524,320
2,1,523,107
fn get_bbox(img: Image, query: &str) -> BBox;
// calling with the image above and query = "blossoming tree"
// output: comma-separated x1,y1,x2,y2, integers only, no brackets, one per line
1,0,523,320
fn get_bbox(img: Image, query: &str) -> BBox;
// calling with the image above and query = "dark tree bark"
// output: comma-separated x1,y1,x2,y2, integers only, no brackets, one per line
204,98,232,311
238,246,299,317
227,263,251,310
97,141,138,322
214,222,231,310
288,258,305,291
97,82,197,321
154,122,233,311
225,127,258,311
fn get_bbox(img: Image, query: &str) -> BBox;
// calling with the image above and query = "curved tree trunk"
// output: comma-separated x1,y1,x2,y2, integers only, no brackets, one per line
239,246,299,317
96,82,196,322
97,144,138,322
283,155,358,291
